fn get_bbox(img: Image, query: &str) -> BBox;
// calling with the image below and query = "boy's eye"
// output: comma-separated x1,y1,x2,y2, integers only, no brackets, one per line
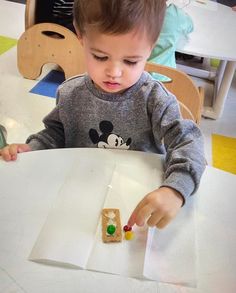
92,54,108,62
124,60,138,66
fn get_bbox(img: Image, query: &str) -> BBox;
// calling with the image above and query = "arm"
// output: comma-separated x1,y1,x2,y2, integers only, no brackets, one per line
128,89,205,229
150,88,205,200
0,144,31,161
26,105,65,150
0,104,64,161
26,85,67,150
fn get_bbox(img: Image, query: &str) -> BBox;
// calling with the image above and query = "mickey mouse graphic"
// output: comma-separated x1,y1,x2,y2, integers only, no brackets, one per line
89,120,132,149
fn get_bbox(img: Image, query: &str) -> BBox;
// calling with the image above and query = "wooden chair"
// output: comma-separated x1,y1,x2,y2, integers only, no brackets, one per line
25,0,57,30
145,62,204,124
17,22,86,80
17,0,85,80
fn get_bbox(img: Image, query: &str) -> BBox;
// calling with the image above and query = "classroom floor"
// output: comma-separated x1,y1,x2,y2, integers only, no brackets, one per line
0,0,236,167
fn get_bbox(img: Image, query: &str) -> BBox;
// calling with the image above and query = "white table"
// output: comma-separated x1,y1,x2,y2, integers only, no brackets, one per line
173,0,236,119
0,148,236,293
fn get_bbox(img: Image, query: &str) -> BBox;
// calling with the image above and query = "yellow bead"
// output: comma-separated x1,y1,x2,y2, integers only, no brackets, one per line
125,231,134,240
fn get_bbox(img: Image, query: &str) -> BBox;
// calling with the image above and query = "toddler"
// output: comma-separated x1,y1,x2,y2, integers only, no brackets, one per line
0,0,205,229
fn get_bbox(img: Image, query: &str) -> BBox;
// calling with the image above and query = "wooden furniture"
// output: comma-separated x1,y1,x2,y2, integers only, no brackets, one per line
17,22,85,80
145,62,204,124
25,0,55,29
18,0,83,79
172,0,236,119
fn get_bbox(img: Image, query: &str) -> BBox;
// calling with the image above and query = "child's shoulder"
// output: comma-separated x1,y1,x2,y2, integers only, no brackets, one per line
145,72,172,95
144,72,178,105
55,74,88,102
60,74,86,89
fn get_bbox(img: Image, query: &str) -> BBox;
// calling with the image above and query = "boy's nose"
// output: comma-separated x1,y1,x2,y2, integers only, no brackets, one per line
106,64,122,79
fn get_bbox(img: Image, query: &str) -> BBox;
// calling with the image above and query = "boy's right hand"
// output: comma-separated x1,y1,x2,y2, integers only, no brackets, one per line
0,144,31,161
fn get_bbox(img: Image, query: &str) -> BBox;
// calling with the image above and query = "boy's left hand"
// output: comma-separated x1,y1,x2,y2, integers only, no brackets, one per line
128,187,183,229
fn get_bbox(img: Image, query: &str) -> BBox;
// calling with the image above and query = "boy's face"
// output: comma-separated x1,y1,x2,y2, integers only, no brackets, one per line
78,28,153,93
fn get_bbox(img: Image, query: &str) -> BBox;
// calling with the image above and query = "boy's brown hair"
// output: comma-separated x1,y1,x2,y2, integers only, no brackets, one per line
73,0,166,45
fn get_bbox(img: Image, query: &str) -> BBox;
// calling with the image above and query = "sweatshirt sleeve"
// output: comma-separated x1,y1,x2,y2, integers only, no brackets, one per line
26,99,65,150
150,87,206,202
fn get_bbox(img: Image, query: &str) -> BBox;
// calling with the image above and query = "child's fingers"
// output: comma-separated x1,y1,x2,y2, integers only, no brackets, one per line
147,211,174,229
146,211,163,227
0,147,12,161
8,144,20,158
132,204,155,227
128,198,156,227
3,144,18,161
128,199,147,227
0,144,30,161
155,217,172,229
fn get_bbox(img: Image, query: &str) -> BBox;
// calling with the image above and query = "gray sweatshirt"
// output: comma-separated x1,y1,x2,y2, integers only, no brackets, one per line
27,72,205,201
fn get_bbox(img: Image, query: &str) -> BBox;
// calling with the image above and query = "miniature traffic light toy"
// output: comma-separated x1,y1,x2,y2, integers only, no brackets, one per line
101,208,134,243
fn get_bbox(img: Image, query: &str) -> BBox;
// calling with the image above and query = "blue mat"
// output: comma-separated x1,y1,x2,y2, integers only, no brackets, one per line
30,70,65,98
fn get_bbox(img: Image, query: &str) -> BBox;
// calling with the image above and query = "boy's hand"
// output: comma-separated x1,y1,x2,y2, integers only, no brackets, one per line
128,187,183,229
0,144,31,161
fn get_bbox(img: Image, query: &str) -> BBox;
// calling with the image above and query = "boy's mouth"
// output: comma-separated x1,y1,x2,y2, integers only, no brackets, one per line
103,81,121,90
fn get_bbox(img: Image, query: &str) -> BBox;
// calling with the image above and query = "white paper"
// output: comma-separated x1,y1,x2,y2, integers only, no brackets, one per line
143,198,196,287
29,156,196,286
87,164,162,277
29,157,115,268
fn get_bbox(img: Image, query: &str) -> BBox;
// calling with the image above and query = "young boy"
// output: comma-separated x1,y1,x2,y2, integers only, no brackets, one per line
0,0,205,230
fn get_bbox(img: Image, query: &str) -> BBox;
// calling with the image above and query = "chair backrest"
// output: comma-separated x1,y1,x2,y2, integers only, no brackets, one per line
25,0,37,29
17,22,86,80
25,0,55,29
145,62,203,124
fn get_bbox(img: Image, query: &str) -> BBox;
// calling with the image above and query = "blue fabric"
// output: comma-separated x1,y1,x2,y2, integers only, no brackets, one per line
148,4,193,81
30,70,65,98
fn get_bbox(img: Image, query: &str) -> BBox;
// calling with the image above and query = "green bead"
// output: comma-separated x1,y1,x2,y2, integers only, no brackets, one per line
107,224,116,235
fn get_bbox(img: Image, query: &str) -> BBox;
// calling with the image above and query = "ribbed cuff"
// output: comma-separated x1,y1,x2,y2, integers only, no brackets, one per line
27,139,46,151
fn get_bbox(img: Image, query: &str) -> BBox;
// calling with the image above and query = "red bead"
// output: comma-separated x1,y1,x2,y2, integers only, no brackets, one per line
123,225,132,232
